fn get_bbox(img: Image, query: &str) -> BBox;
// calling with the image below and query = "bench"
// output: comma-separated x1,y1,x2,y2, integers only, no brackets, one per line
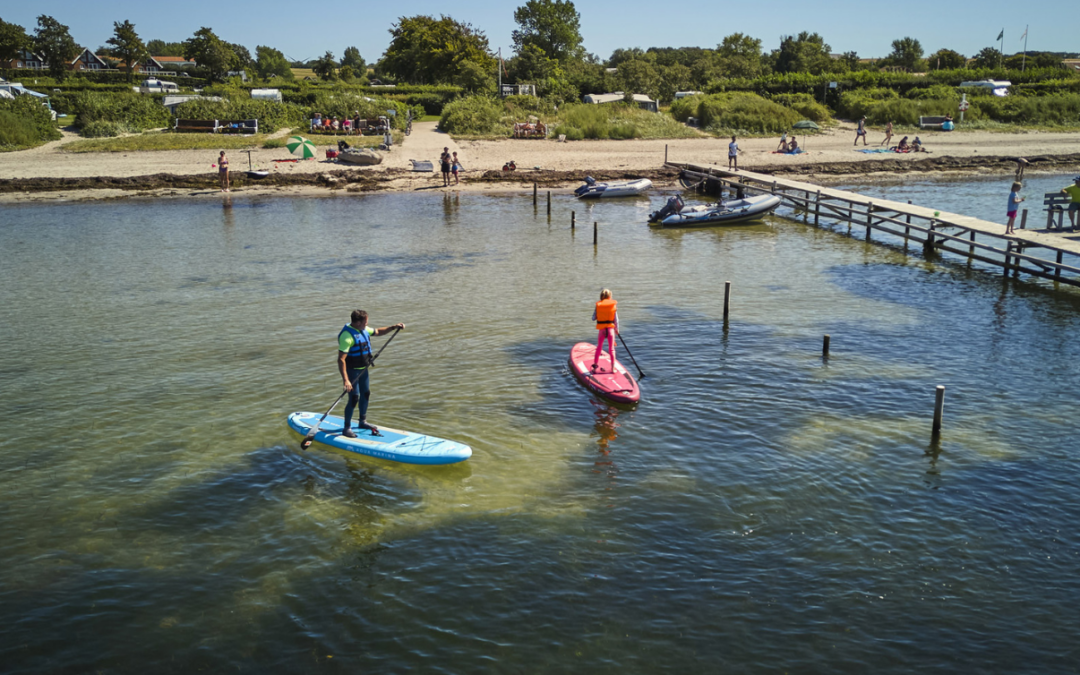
1044,192,1075,230
919,116,948,130
173,119,258,134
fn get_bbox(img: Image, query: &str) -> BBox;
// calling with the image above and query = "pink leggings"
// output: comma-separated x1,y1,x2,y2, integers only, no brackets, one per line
594,328,616,366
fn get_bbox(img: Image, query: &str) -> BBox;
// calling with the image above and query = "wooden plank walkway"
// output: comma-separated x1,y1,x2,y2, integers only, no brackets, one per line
669,162,1080,286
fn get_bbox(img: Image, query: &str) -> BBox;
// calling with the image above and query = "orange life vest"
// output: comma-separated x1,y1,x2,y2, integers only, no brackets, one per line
595,298,617,330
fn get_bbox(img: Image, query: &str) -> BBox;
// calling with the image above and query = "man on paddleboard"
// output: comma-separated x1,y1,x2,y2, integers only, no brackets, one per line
591,289,620,372
338,310,405,437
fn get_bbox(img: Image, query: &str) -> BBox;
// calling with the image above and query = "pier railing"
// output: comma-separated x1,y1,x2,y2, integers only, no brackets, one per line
669,162,1080,287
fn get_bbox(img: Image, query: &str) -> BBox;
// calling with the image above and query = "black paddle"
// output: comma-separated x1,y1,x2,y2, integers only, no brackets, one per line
299,326,403,450
616,332,645,379
300,389,348,451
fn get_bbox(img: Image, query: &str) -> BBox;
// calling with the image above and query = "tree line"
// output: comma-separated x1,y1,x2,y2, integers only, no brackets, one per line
2,3,1075,101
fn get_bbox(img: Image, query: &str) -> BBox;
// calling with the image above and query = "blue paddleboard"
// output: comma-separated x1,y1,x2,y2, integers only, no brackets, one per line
287,412,472,465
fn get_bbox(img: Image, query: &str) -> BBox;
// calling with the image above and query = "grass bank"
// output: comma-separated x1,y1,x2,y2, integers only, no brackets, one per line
61,132,268,153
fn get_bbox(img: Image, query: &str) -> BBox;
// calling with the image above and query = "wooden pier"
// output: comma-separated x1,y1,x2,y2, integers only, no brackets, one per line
669,162,1080,287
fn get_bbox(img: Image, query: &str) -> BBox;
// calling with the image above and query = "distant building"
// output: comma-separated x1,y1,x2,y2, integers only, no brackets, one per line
3,50,46,70
582,92,659,113
251,88,282,102
69,49,111,71
153,55,197,69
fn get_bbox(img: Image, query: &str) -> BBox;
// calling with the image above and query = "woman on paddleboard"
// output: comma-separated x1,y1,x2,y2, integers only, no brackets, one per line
338,309,405,437
591,289,620,372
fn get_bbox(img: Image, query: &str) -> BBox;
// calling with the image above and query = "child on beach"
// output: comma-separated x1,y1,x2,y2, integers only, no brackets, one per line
728,136,739,171
591,288,620,373
777,132,787,151
1005,182,1025,235
452,152,462,184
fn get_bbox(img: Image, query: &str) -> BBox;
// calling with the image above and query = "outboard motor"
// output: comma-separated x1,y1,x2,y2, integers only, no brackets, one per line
574,175,598,197
338,139,351,152
649,195,684,223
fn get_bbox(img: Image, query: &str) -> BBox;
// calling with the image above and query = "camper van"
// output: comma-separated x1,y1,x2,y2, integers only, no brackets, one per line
137,78,179,93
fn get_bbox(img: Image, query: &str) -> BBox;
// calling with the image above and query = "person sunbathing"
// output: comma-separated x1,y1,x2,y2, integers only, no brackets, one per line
896,137,910,152
787,137,799,153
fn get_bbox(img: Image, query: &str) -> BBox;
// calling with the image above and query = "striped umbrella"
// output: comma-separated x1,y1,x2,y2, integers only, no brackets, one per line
286,135,316,159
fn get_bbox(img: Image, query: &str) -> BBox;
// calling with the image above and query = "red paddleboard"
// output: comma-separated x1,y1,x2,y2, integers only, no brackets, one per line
568,342,640,404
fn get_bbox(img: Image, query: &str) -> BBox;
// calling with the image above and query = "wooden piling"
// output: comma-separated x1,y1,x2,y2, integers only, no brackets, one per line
723,281,731,320
571,211,576,229
547,191,551,215
593,221,598,246
932,385,945,435
823,334,830,357
533,182,537,206
1056,251,1064,280
1020,208,1028,230
969,231,976,258
905,200,912,240
664,144,668,164
866,203,873,241
1004,242,1012,276
814,190,821,226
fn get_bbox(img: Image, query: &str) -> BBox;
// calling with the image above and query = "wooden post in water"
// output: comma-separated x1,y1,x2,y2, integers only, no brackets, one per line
969,231,976,258
533,182,538,206
924,220,935,253
815,190,821,226
723,281,731,320
1004,242,1012,276
1047,208,1055,230
823,334,831,357
571,211,576,230
866,202,873,241
1056,250,1064,280
905,200,912,240
932,385,945,435
1020,208,1028,230
547,191,551,215
593,221,598,246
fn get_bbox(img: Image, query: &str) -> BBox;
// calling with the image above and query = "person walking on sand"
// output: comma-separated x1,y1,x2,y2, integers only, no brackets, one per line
1063,176,1080,230
881,121,893,147
591,289,620,373
440,147,452,187
452,151,463,185
728,136,739,171
776,131,787,151
1005,182,1025,235
337,309,405,437
217,151,230,192
854,116,868,146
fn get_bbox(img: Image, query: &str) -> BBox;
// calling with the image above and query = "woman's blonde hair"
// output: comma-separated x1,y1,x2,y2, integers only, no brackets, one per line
599,288,611,300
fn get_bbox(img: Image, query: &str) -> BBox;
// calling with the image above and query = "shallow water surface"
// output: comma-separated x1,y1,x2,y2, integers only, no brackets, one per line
2,186,1080,673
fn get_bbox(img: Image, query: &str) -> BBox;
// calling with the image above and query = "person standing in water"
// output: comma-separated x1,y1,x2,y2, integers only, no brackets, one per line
591,289,620,372
217,151,230,192
337,309,405,437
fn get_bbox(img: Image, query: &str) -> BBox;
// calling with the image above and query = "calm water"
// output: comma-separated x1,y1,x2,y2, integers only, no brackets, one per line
3,182,1080,674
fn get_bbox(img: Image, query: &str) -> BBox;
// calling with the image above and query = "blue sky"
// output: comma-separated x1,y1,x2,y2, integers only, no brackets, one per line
5,0,1069,64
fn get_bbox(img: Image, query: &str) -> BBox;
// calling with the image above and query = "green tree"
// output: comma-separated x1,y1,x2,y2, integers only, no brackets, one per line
616,59,660,100
971,46,1001,69
255,45,293,80
381,15,496,85
511,0,584,62
0,17,32,62
106,20,147,82
229,43,252,70
888,37,923,71
772,32,833,75
453,60,494,93
33,15,79,80
608,47,644,67
511,43,558,82
840,51,859,71
146,39,184,56
716,33,764,79
928,48,965,70
341,46,365,72
313,51,338,80
183,27,237,81
657,62,692,102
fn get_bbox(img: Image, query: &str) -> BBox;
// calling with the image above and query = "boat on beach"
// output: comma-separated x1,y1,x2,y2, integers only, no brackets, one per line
649,194,782,227
574,176,653,199
337,148,384,166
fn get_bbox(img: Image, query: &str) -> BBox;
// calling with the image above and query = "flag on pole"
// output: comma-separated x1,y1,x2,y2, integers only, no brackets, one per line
1020,27,1028,40
996,29,1004,40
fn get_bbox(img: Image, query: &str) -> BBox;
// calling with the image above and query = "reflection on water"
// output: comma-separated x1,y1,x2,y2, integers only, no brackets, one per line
3,185,1080,673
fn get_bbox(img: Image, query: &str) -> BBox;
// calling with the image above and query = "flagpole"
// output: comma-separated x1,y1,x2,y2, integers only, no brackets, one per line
1022,26,1029,72
999,29,1004,69
497,47,502,97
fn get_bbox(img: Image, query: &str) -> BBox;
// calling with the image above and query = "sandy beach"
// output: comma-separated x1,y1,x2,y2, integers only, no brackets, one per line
1,121,1079,203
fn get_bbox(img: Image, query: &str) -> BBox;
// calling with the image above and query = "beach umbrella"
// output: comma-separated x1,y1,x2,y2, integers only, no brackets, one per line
286,135,316,159
793,120,820,131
